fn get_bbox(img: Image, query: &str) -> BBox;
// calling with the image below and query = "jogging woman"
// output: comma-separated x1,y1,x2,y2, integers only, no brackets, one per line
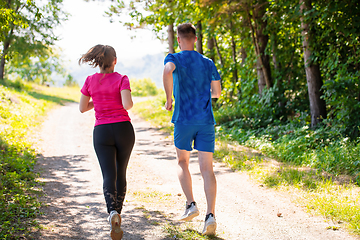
79,44,135,240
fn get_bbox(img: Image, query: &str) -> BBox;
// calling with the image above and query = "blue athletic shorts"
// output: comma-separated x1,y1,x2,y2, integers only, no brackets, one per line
174,124,215,153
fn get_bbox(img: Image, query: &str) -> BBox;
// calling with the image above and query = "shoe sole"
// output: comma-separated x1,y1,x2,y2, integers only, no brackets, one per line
110,213,123,240
179,211,200,221
203,222,216,236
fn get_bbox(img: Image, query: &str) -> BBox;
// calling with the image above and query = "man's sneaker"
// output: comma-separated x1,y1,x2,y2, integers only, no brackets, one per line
179,202,199,221
108,210,123,240
202,213,216,236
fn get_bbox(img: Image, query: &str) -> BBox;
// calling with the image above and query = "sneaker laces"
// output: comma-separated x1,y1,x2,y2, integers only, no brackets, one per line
205,213,214,221
186,201,196,209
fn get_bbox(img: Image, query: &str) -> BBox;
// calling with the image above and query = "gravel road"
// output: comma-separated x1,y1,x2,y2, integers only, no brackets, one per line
32,101,359,240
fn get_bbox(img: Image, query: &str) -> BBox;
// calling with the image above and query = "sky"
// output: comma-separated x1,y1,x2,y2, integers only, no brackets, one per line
54,0,168,87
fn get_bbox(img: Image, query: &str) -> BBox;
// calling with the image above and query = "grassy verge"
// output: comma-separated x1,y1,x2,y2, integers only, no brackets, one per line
131,94,360,236
214,141,360,234
132,93,173,134
0,80,80,239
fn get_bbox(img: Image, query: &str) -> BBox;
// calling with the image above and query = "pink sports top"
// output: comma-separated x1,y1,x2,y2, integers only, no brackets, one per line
81,72,131,126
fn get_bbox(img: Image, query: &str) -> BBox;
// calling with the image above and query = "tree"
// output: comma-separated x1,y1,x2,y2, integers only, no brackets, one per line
7,47,66,85
300,0,327,127
244,0,272,94
196,21,203,54
167,23,175,53
0,0,66,81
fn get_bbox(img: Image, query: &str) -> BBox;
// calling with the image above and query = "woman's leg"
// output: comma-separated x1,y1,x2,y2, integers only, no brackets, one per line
93,124,118,214
113,121,135,213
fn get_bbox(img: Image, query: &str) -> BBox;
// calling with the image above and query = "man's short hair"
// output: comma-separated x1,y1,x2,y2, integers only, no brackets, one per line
177,23,196,40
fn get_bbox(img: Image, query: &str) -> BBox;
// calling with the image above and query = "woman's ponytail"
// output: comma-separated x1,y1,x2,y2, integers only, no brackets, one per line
79,45,116,70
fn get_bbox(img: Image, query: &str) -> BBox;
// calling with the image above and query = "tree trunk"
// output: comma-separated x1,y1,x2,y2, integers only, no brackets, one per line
214,37,224,68
246,0,272,95
214,36,224,89
272,33,281,72
240,46,247,66
272,32,286,109
196,21,203,54
168,23,175,53
230,19,238,98
300,0,327,127
0,39,11,81
207,36,215,62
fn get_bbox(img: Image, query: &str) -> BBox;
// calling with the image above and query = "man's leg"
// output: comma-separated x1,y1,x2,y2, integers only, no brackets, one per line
176,147,195,204
198,151,216,215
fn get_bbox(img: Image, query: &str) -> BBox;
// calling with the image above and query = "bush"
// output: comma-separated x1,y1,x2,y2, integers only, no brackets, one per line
130,78,158,97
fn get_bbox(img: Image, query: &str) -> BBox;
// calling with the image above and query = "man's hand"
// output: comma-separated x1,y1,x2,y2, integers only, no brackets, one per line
165,99,173,111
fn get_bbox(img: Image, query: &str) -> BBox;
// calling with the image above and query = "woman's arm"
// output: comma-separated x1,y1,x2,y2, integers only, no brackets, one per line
79,94,94,113
121,89,133,110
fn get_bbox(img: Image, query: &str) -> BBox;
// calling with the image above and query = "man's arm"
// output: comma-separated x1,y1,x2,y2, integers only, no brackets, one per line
163,62,176,111
211,80,221,98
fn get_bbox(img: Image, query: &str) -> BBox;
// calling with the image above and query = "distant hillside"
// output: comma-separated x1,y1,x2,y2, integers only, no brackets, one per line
68,52,166,88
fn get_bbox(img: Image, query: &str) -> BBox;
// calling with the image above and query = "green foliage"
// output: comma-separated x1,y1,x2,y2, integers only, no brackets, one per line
0,81,78,238
1,0,67,81
216,118,360,180
310,0,360,138
7,47,67,85
130,78,159,97
63,74,78,87
0,84,44,238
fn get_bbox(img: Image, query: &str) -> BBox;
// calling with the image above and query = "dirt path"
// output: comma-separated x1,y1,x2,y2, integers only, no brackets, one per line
32,101,359,240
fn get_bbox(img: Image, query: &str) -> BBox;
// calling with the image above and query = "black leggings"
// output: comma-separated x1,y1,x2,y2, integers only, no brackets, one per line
93,121,135,214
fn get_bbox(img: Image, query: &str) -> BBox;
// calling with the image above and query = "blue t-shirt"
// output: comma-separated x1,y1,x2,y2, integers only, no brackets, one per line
164,50,221,125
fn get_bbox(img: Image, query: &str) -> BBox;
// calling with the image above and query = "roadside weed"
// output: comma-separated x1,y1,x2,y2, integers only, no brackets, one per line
164,222,221,240
132,190,173,204
0,82,80,238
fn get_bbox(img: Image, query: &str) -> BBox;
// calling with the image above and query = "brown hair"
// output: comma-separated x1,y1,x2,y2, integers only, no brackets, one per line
78,44,117,70
177,23,196,40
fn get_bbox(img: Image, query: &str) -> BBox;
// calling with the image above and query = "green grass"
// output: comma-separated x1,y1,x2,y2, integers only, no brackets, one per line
164,222,223,240
131,189,173,204
131,96,360,237
0,80,80,239
132,93,173,134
